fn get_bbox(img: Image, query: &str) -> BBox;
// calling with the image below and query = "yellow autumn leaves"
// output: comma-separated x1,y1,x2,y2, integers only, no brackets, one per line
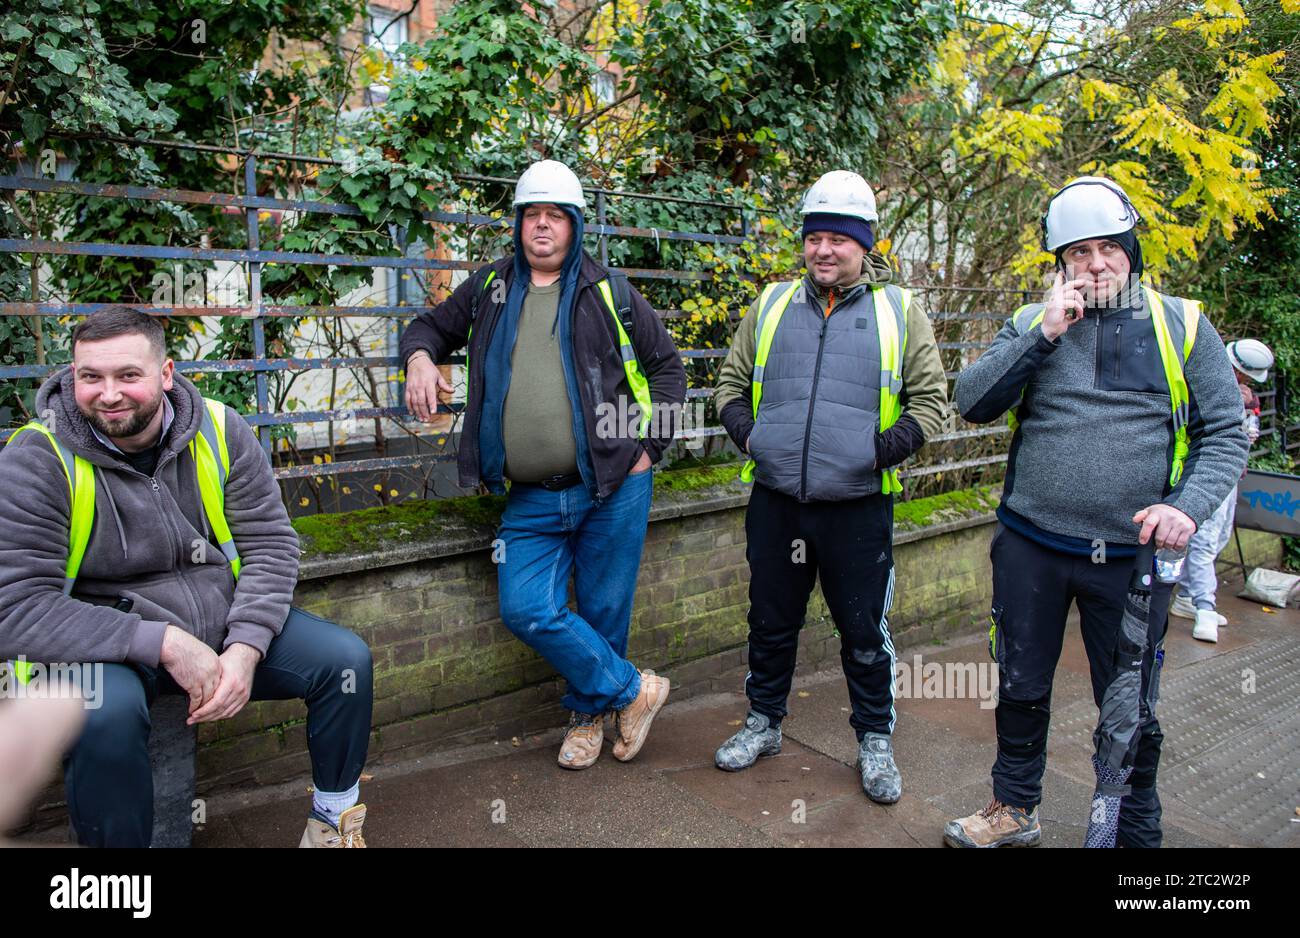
930,1,1293,281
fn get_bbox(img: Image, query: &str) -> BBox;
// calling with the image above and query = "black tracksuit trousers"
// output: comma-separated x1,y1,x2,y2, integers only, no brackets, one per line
988,523,1172,848
744,482,897,741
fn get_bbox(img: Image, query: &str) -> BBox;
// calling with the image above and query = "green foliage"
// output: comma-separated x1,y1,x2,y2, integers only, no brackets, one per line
884,0,1298,288
613,0,955,183
1185,1,1299,458
0,1,178,171
382,0,596,177
261,0,599,306
1,0,364,420
6,0,1296,515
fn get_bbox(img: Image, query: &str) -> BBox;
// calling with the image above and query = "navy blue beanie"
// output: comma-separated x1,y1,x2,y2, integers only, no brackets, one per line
802,213,875,251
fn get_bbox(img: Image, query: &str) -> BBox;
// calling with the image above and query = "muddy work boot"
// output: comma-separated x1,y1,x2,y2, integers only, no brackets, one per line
943,799,1041,848
558,712,604,770
299,804,368,848
714,711,782,771
857,732,902,804
612,670,670,762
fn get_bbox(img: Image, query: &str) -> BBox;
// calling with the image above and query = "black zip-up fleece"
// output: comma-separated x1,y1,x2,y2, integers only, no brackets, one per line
399,252,688,499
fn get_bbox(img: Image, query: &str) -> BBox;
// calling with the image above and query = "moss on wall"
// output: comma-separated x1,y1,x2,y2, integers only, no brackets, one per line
293,494,507,557
294,464,998,560
893,485,1001,531
293,463,747,559
652,463,742,493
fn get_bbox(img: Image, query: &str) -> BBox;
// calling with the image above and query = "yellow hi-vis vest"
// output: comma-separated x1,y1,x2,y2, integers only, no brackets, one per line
1006,285,1201,487
739,280,910,495
6,397,240,684
463,271,654,438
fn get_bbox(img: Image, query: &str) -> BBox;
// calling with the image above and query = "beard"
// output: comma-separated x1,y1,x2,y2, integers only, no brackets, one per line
85,393,163,441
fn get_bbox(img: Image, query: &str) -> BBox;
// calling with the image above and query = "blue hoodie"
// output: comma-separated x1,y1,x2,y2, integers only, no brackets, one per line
477,205,595,494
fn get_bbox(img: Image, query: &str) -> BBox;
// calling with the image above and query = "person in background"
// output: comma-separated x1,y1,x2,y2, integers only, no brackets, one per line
1171,339,1275,643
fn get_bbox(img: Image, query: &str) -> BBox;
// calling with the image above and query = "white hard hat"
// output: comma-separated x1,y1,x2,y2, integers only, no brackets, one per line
513,159,586,210
1227,339,1274,382
800,170,878,223
1041,176,1141,252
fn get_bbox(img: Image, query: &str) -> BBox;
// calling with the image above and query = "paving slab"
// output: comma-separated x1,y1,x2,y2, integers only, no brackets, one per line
177,578,1300,848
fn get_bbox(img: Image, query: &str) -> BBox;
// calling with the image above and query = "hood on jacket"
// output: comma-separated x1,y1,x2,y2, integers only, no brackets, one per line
477,202,590,491
31,367,212,562
510,203,586,305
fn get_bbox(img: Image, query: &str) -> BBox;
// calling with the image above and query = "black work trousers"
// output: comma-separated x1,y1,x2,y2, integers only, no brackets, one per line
744,482,897,741
988,523,1171,848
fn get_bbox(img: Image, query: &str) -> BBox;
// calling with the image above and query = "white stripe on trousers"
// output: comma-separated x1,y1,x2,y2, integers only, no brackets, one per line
878,565,897,733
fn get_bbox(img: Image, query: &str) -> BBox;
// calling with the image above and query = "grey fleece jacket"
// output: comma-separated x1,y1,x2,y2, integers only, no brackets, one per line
954,288,1249,545
0,370,300,667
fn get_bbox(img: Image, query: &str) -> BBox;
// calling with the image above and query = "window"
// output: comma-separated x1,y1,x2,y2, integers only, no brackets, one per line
365,4,410,99
592,70,616,106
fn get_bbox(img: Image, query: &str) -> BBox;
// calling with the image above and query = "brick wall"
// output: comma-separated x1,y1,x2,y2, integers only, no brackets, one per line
15,479,1287,826
190,489,1285,793
184,477,1277,794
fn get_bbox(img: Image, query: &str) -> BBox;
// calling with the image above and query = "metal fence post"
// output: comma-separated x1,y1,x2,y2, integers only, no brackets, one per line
596,189,609,267
244,155,272,456
394,227,407,417
1278,371,1289,459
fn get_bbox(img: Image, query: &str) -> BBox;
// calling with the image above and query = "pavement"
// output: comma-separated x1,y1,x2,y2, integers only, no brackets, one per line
194,575,1300,848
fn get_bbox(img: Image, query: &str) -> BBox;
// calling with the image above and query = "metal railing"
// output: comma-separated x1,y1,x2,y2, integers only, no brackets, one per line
0,137,756,482
2,137,1290,499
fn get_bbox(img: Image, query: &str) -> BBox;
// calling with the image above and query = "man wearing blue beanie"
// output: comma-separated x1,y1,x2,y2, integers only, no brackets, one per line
713,170,948,804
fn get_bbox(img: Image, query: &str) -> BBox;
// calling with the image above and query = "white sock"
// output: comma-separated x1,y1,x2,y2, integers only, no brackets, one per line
312,782,359,829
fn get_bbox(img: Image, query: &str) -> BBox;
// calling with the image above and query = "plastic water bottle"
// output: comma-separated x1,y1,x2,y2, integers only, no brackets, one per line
1154,546,1186,583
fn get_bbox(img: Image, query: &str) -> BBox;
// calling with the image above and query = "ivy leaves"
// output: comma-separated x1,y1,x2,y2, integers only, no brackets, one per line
612,0,955,182
2,1,177,157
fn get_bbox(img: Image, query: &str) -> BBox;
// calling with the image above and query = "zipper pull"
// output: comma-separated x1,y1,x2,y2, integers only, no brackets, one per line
149,477,160,492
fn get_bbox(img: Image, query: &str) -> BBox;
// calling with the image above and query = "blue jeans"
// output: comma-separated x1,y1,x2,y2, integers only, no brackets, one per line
496,469,654,714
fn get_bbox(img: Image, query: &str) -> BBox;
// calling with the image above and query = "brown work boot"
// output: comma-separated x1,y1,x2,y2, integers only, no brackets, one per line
943,798,1040,848
558,712,604,770
612,670,670,762
299,804,368,848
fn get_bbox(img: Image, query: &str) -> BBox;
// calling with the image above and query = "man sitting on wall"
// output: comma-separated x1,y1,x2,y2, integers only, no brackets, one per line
0,306,374,847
